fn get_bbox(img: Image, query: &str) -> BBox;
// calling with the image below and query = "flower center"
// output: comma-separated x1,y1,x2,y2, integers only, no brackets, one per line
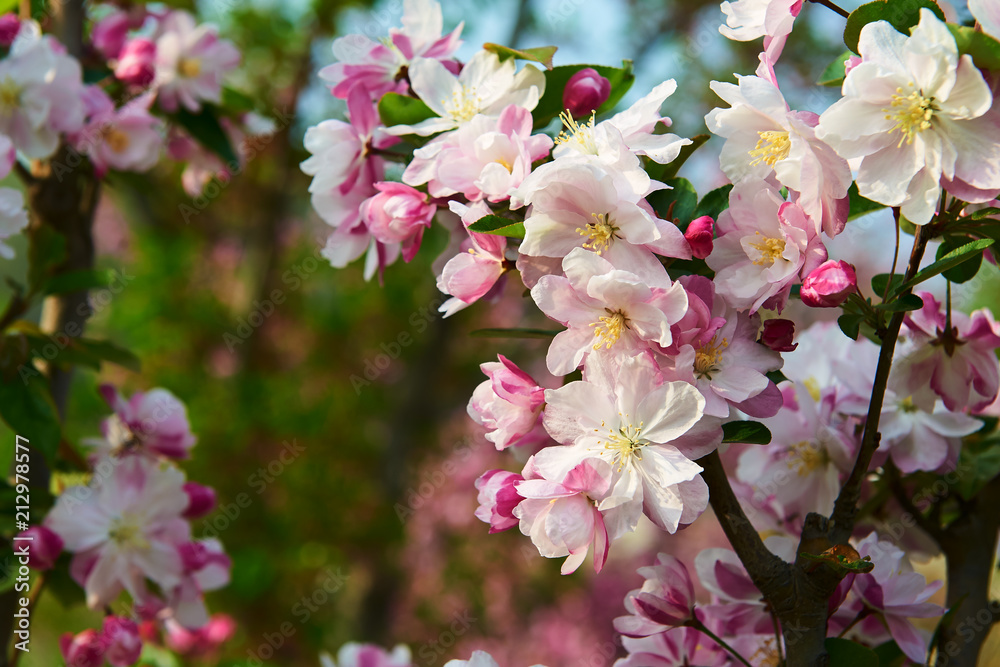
178,57,202,78
0,77,21,109
442,85,482,123
786,440,826,476
578,212,619,253
884,84,935,146
106,414,141,455
591,308,630,350
750,639,782,667
555,110,598,154
748,130,791,168
108,513,150,551
899,396,918,413
495,157,513,173
103,127,131,153
694,335,728,379
602,420,645,472
803,377,822,403
749,232,786,266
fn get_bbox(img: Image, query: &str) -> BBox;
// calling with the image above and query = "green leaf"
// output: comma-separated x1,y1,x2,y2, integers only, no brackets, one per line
82,65,113,85
872,640,906,667
654,134,710,181
170,105,239,166
938,237,983,284
818,49,854,87
843,0,945,54
955,438,1000,500
871,273,905,299
377,92,437,129
765,369,788,385
693,185,733,221
483,43,558,69
970,207,1000,221
901,238,994,293
41,269,113,296
469,328,560,339
847,182,885,221
948,24,1000,71
22,334,102,371
838,313,863,340
221,86,256,113
74,338,141,373
721,421,771,445
648,177,697,223
27,224,67,291
0,366,61,464
467,214,526,239
876,293,924,312
824,637,879,667
533,61,635,129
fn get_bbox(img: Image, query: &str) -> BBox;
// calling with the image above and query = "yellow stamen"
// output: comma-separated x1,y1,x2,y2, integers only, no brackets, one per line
441,85,481,123
495,157,513,173
0,77,21,108
554,110,598,153
603,420,645,472
694,336,728,379
884,83,935,146
178,57,202,78
786,440,826,476
803,377,821,403
748,130,791,167
578,212,619,254
108,514,150,551
591,308,629,350
104,127,131,153
749,232,786,266
899,396,918,413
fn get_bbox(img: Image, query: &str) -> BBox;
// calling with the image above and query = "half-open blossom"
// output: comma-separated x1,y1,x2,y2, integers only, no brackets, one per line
514,458,612,574
468,355,546,450
684,215,714,259
706,178,827,312
103,616,143,667
164,614,236,659
60,629,106,667
435,201,508,316
530,248,688,375
536,353,709,535
360,182,435,262
95,384,197,460
706,74,851,236
799,259,857,308
17,525,63,570
614,554,697,637
115,38,156,87
386,50,545,136
719,0,802,59
816,10,1000,224
45,457,190,609
616,628,723,667
154,10,240,112
896,292,1000,412
319,0,463,100
474,469,523,532
321,643,414,667
694,547,775,636
182,482,217,519
563,68,611,117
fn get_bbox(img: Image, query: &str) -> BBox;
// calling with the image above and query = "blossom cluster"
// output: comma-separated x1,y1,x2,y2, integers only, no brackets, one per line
19,385,231,667
303,0,1000,663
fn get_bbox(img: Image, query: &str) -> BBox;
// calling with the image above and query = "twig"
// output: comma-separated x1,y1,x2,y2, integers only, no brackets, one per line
808,0,850,18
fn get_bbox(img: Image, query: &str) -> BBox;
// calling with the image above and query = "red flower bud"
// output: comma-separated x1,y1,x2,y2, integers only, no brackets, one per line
760,318,797,352
684,215,714,259
563,68,611,118
800,260,858,308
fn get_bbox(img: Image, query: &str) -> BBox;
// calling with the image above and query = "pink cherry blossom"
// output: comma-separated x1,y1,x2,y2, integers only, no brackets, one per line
563,68,610,117
719,0,802,67
706,178,828,312
684,215,714,259
800,259,857,308
530,248,688,375
60,629,106,667
164,614,236,659
468,354,546,450
166,538,232,628
17,525,63,570
514,458,612,574
72,89,164,177
322,643,414,667
614,553,697,637
695,547,775,636
896,291,1000,412
706,74,851,236
102,616,143,667
474,469,523,533
95,384,197,460
360,182,435,262
320,0,463,100
115,38,156,87
153,10,240,112
616,627,725,667
435,201,508,317
91,9,131,59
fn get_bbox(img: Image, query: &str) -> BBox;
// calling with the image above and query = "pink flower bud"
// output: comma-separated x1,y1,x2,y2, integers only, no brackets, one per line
19,525,63,570
114,38,156,87
760,318,797,352
0,14,20,47
844,54,863,76
684,215,714,259
361,182,436,262
614,554,697,637
178,541,210,572
800,259,858,308
91,11,130,59
563,68,611,117
103,616,142,667
60,629,107,667
474,469,523,533
182,482,217,519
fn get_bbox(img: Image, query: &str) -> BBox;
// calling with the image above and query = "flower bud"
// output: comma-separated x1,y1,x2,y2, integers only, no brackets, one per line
182,482,217,519
0,14,20,47
103,616,143,667
684,215,714,259
19,525,63,570
91,11,130,59
60,629,106,667
760,318,797,352
800,259,857,308
614,554,697,637
361,182,435,261
474,469,522,533
115,38,156,87
563,68,611,117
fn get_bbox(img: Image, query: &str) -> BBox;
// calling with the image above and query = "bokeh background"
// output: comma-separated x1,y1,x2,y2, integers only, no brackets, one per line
0,0,997,665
